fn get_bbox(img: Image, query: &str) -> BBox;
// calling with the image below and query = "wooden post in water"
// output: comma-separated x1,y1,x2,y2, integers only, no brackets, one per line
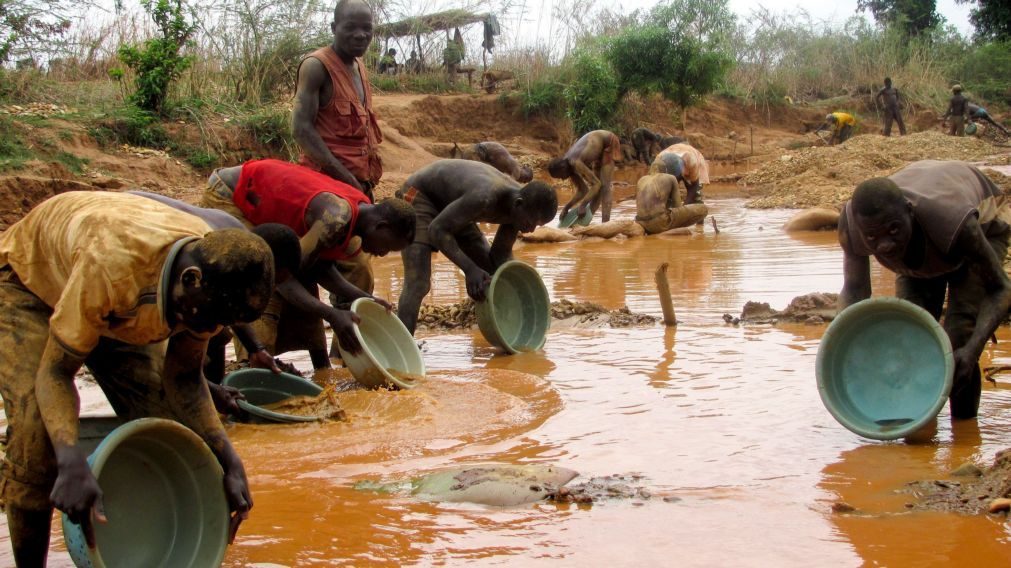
655,263,677,327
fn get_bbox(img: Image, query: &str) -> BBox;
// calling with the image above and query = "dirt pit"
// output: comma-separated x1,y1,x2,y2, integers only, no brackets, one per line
743,131,1011,209
416,298,658,331
726,292,839,325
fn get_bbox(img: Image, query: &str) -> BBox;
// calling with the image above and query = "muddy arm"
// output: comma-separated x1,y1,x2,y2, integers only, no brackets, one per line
316,263,371,303
488,225,519,270
838,224,871,311
163,331,251,540
292,57,362,191
951,217,1011,364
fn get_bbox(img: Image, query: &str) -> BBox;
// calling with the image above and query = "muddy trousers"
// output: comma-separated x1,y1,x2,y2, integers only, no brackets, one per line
636,204,709,235
0,279,181,559
882,107,906,136
895,228,1010,419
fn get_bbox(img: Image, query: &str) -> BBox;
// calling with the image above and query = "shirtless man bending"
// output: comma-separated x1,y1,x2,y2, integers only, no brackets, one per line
396,159,558,334
547,130,621,224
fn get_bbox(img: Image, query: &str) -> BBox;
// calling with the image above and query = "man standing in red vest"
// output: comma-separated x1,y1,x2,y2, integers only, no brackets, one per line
293,0,384,356
293,0,382,202
201,159,415,370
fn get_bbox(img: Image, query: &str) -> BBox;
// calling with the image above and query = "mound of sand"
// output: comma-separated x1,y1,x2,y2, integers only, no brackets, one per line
743,131,1011,209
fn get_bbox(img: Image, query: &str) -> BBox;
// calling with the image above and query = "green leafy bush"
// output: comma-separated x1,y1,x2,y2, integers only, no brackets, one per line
563,50,620,135
118,0,196,113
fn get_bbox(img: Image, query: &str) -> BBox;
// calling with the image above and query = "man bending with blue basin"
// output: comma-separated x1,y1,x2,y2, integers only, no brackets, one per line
838,160,1011,419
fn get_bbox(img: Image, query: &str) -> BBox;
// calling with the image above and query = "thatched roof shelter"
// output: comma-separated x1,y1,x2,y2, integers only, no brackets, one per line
375,9,489,38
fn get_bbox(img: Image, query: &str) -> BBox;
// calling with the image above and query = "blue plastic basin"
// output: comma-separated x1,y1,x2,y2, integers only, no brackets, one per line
222,368,324,423
476,261,550,354
816,297,953,440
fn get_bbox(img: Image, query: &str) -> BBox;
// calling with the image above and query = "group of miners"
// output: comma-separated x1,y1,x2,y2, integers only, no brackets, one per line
1,0,1009,565
813,78,1008,145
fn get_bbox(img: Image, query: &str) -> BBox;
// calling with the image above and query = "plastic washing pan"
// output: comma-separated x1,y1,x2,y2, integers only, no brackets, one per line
62,418,228,568
476,260,551,354
816,297,953,440
222,368,324,423
337,298,425,389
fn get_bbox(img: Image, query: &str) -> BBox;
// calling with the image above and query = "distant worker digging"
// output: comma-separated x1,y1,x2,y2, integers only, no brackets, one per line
549,129,622,226
942,84,968,137
816,112,857,145
650,142,710,206
451,141,533,183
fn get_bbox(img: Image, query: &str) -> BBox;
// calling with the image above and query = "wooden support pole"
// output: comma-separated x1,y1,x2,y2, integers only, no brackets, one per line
655,263,677,327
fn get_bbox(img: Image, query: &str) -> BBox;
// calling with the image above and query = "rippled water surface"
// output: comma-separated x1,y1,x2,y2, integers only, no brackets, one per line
10,192,1011,566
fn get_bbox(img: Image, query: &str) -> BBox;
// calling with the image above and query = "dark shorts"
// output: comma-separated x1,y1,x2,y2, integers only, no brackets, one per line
396,186,484,250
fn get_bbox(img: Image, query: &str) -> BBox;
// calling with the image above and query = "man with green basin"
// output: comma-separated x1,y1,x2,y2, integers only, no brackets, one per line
0,192,277,564
838,160,1011,419
396,159,558,334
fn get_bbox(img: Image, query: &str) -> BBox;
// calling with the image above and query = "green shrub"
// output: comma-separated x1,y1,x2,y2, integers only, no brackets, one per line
54,151,88,174
240,109,295,158
0,116,30,171
958,41,1011,104
184,149,218,170
518,78,566,119
563,50,620,135
90,106,170,148
118,0,196,114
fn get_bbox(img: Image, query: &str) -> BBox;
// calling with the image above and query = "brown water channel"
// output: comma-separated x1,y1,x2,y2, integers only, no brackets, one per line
15,191,1011,566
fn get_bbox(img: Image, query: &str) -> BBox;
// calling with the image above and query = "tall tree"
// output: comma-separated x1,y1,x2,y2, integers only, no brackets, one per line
955,0,1011,41
857,0,940,36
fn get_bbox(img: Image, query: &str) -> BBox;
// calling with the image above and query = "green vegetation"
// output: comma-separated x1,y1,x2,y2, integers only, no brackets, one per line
239,108,296,159
0,117,31,171
54,151,88,174
118,0,196,113
563,50,620,134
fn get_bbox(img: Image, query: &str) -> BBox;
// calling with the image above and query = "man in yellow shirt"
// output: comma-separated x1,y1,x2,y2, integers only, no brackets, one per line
0,192,276,564
818,112,857,145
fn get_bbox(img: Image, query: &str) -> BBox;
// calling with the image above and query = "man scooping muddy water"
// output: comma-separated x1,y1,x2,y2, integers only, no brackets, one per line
451,141,533,183
838,160,1011,419
650,142,710,206
201,159,415,369
0,192,277,565
634,172,709,234
547,129,621,224
396,159,558,334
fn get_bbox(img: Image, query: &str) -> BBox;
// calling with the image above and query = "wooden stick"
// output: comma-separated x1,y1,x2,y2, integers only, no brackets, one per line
710,216,720,234
655,263,677,326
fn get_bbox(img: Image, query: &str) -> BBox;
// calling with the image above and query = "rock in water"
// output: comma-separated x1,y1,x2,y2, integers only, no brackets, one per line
411,464,579,506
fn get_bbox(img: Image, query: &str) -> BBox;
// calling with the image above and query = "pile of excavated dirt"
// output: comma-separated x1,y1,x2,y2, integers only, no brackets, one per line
904,449,1011,515
743,131,1011,209
725,292,839,325
416,299,658,331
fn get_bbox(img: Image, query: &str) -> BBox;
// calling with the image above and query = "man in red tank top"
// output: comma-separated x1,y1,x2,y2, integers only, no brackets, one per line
293,0,382,201
204,159,415,370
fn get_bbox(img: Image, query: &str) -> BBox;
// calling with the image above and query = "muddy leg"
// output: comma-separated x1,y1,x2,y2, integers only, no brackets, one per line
397,243,434,334
596,164,614,223
7,506,52,567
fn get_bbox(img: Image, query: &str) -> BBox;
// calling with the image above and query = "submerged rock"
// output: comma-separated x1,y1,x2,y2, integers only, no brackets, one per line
729,292,839,325
357,464,579,506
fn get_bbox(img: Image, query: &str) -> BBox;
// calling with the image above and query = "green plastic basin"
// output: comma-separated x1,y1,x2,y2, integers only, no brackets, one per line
222,368,324,423
558,209,580,228
337,298,425,389
575,208,594,226
816,297,953,440
476,261,550,354
62,418,228,568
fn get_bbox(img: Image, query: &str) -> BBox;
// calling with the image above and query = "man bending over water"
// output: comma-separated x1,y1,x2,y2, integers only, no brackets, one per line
547,130,621,224
838,160,1011,419
396,159,557,334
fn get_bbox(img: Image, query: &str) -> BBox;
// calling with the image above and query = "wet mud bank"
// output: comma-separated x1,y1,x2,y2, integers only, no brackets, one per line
416,298,658,331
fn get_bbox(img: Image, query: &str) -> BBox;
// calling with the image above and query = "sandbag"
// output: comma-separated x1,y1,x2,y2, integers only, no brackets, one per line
783,207,840,232
519,226,578,242
571,219,634,239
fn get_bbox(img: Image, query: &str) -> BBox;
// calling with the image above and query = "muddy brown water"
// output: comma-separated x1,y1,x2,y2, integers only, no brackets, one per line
7,188,1011,566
